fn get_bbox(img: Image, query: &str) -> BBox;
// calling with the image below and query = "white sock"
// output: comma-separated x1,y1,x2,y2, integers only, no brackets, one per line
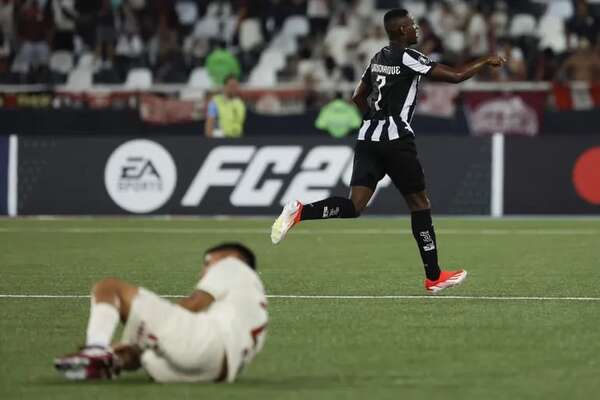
85,301,120,348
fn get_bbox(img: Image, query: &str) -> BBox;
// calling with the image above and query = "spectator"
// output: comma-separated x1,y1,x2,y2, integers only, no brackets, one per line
556,38,600,82
417,17,444,61
307,0,330,37
0,0,15,47
51,0,77,52
429,0,461,39
315,93,362,138
566,0,599,49
0,30,10,75
12,0,51,75
95,0,117,69
324,12,356,68
465,5,490,59
357,25,387,63
493,38,527,81
75,0,101,52
533,48,560,82
205,75,246,138
204,43,241,85
115,27,144,66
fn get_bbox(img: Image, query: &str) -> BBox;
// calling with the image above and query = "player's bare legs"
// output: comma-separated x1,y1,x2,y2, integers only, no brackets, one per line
404,190,467,293
271,186,372,244
91,277,139,321
349,185,374,214
54,278,140,379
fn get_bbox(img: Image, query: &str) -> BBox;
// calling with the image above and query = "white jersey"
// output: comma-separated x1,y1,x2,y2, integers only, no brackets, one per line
196,257,268,382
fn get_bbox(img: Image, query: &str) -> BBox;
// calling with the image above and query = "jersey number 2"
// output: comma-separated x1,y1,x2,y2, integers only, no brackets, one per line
374,74,386,111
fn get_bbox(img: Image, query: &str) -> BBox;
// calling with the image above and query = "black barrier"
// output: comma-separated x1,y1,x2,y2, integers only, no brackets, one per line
505,137,600,214
17,136,492,215
0,136,7,215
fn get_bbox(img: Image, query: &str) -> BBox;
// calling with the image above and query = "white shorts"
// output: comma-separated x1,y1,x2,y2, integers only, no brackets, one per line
121,288,225,383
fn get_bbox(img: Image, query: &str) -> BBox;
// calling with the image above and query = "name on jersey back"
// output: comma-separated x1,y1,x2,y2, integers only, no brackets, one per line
371,63,402,75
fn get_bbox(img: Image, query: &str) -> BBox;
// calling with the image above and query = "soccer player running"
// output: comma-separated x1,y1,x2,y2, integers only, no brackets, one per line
55,243,268,383
271,9,506,293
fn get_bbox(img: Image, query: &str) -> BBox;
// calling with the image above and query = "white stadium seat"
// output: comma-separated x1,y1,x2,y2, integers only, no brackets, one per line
125,68,153,89
193,16,220,38
509,14,537,37
403,1,427,20
259,50,286,72
268,33,298,56
175,1,198,26
247,64,276,87
239,18,263,51
66,68,92,90
443,31,466,53
76,52,95,70
187,67,213,89
537,14,567,53
282,15,310,37
49,51,74,75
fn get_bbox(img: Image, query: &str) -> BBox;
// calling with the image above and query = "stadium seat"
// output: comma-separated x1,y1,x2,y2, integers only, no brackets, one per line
187,67,213,89
259,50,286,72
77,52,96,70
282,16,310,37
193,16,220,39
125,68,153,89
268,33,298,56
509,14,537,37
66,68,93,90
544,0,574,19
403,1,427,19
239,18,263,51
537,14,567,53
175,1,199,26
247,64,276,87
49,51,74,75
443,31,466,54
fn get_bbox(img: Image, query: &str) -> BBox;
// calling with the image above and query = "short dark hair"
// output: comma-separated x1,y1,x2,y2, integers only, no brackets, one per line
383,8,409,36
205,242,256,270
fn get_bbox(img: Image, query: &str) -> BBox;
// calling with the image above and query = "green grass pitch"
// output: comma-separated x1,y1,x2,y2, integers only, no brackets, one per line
1,217,599,400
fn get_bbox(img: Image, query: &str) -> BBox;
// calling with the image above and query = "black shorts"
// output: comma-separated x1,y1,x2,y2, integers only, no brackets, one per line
350,139,426,195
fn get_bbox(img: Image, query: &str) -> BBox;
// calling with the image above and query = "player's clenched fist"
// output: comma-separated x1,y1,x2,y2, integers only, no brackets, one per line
486,56,507,67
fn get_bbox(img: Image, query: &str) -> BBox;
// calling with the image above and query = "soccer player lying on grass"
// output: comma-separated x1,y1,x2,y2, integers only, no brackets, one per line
55,243,268,383
271,8,506,294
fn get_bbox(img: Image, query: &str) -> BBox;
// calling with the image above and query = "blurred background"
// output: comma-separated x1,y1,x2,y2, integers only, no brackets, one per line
0,0,598,217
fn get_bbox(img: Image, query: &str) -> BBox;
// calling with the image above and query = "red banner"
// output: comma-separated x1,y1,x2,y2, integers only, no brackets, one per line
553,83,600,111
462,90,547,136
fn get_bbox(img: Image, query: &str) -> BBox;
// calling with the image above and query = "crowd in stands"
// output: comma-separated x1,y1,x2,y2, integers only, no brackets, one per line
0,0,599,89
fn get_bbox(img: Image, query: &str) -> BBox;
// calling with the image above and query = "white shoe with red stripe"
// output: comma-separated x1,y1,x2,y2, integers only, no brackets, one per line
54,346,120,380
424,270,468,294
271,200,303,244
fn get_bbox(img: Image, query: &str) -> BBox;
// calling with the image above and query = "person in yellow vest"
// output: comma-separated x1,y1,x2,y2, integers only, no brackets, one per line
204,75,247,138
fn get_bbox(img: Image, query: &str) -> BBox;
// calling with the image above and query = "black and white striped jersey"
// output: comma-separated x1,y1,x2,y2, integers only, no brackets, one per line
358,46,436,141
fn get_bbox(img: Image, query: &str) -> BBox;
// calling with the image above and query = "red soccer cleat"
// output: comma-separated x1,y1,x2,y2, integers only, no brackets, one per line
54,346,120,380
424,270,468,294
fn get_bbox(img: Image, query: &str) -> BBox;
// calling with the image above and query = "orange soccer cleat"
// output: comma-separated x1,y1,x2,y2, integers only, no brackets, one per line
270,200,303,244
424,270,468,294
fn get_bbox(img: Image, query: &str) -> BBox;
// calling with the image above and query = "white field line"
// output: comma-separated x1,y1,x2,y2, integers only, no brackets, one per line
1,294,599,302
0,227,598,235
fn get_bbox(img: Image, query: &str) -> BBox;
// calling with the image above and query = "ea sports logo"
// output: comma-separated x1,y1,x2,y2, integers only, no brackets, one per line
105,140,177,213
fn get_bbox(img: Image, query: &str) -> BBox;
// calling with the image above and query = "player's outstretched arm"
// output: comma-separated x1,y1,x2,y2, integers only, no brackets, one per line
429,55,506,84
178,290,215,312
